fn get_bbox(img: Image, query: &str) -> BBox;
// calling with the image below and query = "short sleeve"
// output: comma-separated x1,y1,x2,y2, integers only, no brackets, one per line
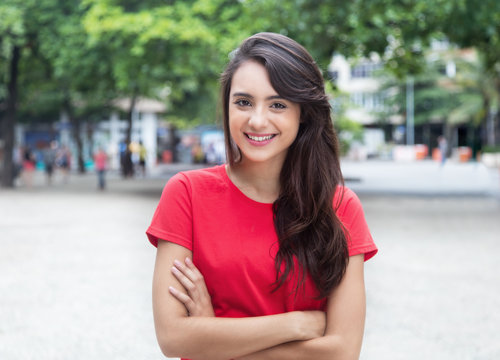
334,187,378,261
146,173,193,250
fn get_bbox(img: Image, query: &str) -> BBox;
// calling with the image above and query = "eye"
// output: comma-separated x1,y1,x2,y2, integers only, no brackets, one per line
271,102,287,110
234,99,251,107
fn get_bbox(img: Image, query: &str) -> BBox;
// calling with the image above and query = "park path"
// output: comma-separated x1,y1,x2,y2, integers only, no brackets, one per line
1,161,499,359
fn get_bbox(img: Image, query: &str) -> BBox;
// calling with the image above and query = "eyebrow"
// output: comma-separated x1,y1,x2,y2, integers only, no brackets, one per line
232,92,285,101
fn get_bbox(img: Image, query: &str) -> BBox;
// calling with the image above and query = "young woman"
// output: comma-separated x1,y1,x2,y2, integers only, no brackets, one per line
147,32,377,360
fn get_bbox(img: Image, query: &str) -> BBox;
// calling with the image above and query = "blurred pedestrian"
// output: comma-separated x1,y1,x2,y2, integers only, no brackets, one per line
438,135,448,166
121,143,134,178
57,145,71,184
138,141,147,177
42,141,57,185
21,146,36,188
13,146,23,182
191,141,204,164
147,32,378,359
94,147,108,190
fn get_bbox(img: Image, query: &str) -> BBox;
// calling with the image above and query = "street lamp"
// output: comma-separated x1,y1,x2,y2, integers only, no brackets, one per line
406,76,414,146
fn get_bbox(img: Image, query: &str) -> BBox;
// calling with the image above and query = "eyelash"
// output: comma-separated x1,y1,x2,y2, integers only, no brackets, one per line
234,99,251,107
271,102,286,109
233,99,287,109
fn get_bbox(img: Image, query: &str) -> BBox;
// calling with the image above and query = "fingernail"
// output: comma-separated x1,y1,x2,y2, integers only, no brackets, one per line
185,257,192,264
171,266,179,273
168,286,176,293
173,259,182,267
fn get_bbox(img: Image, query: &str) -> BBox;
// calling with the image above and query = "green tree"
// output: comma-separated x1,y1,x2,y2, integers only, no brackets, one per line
28,1,115,173
1,1,36,187
376,47,486,150
82,0,224,137
443,0,500,146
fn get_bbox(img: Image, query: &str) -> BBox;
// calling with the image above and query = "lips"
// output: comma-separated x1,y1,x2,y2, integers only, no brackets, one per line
245,133,277,142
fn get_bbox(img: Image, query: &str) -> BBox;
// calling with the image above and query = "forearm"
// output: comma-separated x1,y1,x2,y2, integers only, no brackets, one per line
238,335,358,360
153,242,325,359
238,255,368,360
157,311,312,360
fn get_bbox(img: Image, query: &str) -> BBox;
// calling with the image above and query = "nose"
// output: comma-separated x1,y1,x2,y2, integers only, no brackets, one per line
248,108,268,129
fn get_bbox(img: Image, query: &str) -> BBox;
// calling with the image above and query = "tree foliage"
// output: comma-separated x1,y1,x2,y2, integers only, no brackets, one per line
2,0,500,186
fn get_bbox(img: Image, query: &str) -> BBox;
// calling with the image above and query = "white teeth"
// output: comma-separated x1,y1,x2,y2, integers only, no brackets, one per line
247,134,274,141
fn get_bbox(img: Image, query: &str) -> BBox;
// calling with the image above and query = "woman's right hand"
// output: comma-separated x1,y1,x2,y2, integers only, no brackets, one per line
296,310,326,340
169,257,215,317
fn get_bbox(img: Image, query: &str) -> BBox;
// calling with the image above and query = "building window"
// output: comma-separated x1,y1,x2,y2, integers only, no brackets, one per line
350,62,382,78
328,70,339,81
350,92,384,111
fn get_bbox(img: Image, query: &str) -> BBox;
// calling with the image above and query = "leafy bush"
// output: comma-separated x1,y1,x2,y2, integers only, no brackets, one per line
482,145,500,153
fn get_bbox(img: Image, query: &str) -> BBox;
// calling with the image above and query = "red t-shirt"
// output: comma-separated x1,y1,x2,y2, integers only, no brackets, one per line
147,165,377,318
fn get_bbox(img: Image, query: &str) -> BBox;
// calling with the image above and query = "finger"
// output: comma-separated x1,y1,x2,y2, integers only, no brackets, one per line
171,266,197,294
184,258,208,290
185,257,205,281
168,286,196,314
173,260,205,301
173,259,198,283
184,260,212,304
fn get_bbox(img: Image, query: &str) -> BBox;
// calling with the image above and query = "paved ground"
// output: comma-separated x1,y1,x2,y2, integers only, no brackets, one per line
1,160,499,359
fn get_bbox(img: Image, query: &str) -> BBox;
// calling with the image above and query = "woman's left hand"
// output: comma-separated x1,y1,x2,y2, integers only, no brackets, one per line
169,257,215,317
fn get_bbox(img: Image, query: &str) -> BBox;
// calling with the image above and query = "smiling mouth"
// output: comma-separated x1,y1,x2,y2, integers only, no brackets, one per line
245,133,277,142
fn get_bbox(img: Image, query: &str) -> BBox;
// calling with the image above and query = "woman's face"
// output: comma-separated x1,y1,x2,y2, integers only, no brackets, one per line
228,60,300,168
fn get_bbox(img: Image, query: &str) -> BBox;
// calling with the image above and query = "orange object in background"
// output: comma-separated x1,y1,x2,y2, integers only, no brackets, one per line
458,147,472,162
162,150,173,163
432,148,442,161
415,144,428,160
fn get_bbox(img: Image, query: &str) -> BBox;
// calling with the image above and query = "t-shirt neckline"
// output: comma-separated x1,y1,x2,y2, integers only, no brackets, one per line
219,164,274,206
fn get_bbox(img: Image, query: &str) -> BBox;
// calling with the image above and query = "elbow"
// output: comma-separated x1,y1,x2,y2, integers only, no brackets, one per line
156,327,222,360
158,335,197,359
321,335,362,360
157,333,181,358
155,320,187,358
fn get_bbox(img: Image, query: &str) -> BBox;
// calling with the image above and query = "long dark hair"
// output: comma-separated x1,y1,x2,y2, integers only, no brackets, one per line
220,32,348,299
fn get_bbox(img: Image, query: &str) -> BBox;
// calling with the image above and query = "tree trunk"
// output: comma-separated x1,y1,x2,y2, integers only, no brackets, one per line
168,123,179,163
73,117,85,174
1,46,20,188
443,122,454,157
125,91,138,145
63,97,85,173
122,91,138,178
495,80,500,146
494,109,500,146
486,108,496,146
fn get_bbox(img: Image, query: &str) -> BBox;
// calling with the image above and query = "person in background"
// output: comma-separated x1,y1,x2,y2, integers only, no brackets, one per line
438,135,448,166
22,146,36,188
94,147,108,190
42,141,57,185
57,145,72,184
147,32,377,360
138,141,147,177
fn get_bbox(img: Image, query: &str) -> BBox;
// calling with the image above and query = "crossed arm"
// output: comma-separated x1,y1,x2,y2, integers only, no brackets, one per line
152,240,366,360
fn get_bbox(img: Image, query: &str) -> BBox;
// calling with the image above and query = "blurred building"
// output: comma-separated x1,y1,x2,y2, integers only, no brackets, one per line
328,54,389,159
16,97,166,171
328,42,486,161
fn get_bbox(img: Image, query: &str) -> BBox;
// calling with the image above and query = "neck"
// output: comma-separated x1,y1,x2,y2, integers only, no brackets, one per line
227,159,282,203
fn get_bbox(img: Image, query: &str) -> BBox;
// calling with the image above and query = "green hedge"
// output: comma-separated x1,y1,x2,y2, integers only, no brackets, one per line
482,145,500,153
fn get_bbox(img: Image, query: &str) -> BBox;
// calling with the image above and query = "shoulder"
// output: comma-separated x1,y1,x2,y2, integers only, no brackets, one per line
162,165,228,198
333,186,378,260
169,165,225,186
333,186,363,218
175,165,226,184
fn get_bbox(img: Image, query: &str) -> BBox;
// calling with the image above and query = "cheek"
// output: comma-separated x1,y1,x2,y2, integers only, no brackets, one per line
228,117,240,147
287,117,301,140
228,109,243,134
